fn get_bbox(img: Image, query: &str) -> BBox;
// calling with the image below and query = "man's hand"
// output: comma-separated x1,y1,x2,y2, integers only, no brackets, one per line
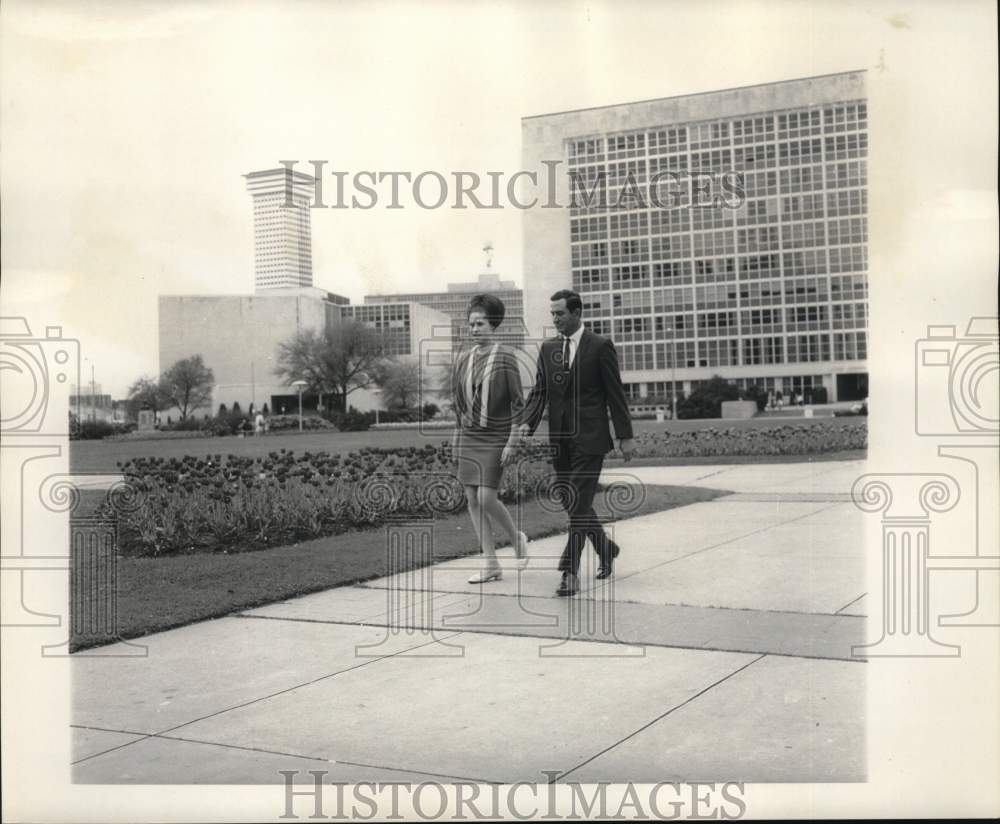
516,423,531,439
501,444,516,466
619,438,635,462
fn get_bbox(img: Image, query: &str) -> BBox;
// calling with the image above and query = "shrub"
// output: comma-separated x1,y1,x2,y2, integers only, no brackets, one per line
166,416,204,431
420,403,440,421
329,407,373,431
630,420,867,458
266,414,338,432
740,385,769,412
77,420,118,441
677,376,740,419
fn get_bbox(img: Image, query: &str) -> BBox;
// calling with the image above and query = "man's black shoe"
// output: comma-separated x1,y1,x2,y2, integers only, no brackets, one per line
556,572,579,597
595,561,614,580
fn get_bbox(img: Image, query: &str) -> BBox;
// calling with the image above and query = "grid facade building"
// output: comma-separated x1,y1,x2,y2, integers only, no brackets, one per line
245,167,315,291
341,302,452,358
522,71,869,403
364,273,526,349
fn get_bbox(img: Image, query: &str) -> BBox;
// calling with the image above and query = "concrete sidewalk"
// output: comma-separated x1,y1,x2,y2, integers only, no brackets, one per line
72,460,867,784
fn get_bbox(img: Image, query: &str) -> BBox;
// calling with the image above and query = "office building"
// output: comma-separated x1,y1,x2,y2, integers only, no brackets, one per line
245,167,315,291
521,71,869,403
364,271,526,348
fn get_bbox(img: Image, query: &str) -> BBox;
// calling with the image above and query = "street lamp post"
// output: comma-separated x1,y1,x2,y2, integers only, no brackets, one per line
292,380,308,432
666,325,678,421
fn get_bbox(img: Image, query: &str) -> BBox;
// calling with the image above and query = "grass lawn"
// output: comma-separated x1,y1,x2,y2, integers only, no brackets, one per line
70,415,865,473
70,483,724,650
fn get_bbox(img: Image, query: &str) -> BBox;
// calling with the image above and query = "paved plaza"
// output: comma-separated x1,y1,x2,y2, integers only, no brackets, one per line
72,460,867,784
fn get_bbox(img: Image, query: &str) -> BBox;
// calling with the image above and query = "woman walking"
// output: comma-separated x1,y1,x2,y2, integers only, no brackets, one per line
452,294,529,583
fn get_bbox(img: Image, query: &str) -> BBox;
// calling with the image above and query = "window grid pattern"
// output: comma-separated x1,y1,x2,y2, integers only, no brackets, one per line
568,97,868,373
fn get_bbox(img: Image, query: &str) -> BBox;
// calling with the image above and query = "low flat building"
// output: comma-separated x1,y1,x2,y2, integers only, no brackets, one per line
158,288,450,417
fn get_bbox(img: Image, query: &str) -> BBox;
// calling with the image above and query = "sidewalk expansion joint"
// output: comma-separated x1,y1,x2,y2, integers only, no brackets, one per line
70,630,462,767
344,584,867,626
73,724,498,783
835,593,867,614
554,653,769,783
234,613,866,663
609,500,846,585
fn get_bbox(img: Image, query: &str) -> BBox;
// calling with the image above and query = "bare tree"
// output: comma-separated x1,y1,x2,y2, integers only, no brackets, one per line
275,320,387,413
377,360,430,412
125,375,165,420
159,355,215,421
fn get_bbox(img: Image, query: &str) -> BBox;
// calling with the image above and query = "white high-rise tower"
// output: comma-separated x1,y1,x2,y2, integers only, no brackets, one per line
244,167,314,291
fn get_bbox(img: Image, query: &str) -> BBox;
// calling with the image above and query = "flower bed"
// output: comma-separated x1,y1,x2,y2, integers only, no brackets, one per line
370,421,455,430
109,442,555,557
631,420,866,458
108,429,215,441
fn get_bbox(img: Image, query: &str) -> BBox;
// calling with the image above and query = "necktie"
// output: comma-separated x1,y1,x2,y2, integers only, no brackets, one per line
562,335,571,372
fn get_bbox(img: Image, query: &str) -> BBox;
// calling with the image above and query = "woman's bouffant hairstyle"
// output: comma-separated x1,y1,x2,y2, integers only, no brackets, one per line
467,293,506,329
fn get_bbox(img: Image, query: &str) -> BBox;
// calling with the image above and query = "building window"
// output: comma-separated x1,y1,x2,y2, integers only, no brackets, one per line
742,336,784,365
652,261,693,286
827,217,868,246
833,331,868,360
696,310,738,337
781,221,826,249
786,334,831,363
698,338,741,367
739,254,781,279
573,267,610,292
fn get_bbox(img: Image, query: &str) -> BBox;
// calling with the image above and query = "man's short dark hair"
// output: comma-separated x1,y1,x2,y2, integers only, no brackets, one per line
550,289,583,314
467,293,506,329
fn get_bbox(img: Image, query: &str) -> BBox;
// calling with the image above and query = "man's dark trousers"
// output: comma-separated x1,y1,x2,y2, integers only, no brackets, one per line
553,435,616,575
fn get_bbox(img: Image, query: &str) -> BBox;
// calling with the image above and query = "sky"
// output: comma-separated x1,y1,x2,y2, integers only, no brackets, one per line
1,0,996,396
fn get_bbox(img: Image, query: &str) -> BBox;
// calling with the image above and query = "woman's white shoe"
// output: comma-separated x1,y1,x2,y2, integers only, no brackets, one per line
468,567,503,584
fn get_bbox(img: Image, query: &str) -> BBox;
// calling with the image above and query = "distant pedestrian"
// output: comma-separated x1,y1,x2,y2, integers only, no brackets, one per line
254,411,264,436
775,391,784,410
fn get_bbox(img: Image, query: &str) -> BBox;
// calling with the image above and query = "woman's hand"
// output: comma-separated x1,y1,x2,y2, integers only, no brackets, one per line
501,443,516,466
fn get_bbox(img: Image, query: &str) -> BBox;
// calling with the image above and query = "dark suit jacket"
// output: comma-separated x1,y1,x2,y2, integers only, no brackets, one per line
520,328,634,455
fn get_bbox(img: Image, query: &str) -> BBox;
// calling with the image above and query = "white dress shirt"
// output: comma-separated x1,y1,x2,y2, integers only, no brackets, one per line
562,323,585,368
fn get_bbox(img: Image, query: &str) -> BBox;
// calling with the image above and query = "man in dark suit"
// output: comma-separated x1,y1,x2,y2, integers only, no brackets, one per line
517,289,635,596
